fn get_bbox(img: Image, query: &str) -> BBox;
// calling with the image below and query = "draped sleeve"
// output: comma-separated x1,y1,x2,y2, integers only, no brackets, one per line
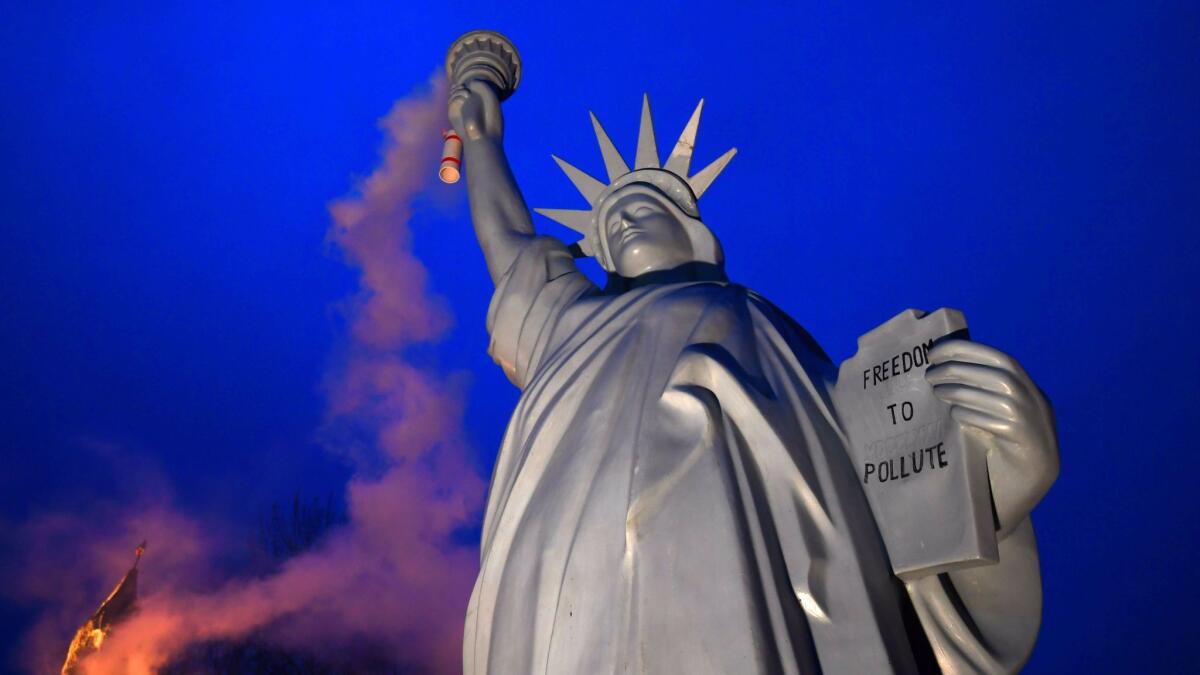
486,236,597,389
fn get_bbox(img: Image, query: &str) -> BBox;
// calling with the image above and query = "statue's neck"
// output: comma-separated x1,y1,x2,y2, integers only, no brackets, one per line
604,261,727,294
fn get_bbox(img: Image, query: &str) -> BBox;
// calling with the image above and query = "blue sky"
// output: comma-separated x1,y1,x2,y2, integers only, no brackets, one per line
1,2,1197,672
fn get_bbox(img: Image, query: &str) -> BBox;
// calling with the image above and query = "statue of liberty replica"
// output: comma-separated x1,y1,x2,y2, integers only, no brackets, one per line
446,32,1059,675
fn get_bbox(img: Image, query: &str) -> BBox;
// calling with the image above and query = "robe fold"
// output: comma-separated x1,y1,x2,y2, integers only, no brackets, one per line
464,237,1036,674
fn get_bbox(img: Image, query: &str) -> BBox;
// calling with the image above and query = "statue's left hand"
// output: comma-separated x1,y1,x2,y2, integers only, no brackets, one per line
925,340,1059,538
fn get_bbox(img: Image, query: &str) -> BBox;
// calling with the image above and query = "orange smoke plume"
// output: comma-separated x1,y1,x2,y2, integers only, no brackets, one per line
15,74,484,674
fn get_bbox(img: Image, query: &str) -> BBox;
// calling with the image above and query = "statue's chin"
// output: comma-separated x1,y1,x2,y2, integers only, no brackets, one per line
612,246,695,279
615,259,688,279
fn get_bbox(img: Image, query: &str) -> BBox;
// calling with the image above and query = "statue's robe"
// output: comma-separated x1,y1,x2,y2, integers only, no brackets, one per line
464,238,1040,674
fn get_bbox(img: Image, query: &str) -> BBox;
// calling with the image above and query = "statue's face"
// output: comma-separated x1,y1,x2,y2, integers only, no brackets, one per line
601,191,694,277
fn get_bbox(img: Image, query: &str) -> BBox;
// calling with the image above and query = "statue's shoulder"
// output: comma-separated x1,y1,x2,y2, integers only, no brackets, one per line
741,288,834,366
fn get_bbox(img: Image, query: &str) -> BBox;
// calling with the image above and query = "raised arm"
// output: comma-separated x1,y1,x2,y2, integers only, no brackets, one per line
448,80,538,284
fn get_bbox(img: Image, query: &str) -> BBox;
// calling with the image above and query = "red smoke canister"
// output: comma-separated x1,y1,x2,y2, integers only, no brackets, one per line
439,130,462,184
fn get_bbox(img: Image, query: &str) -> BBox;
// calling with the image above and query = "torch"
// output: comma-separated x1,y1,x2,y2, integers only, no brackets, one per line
439,30,522,184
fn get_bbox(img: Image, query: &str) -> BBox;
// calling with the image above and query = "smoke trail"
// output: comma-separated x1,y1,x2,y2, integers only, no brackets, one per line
14,74,486,673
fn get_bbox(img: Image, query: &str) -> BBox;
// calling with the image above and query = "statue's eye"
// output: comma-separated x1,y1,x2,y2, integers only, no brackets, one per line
633,206,655,217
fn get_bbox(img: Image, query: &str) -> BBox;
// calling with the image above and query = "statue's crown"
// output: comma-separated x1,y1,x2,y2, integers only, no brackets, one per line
534,95,737,267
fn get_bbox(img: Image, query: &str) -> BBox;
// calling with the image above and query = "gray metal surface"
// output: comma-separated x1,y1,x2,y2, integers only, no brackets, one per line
833,309,997,580
446,30,521,100
445,30,1059,674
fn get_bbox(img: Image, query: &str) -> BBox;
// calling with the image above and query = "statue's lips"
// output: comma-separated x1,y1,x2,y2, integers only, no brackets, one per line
618,227,645,245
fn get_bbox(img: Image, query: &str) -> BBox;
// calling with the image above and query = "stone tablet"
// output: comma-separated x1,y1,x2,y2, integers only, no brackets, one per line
833,308,998,579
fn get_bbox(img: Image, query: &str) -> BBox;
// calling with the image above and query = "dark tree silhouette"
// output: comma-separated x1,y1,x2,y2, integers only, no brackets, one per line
251,493,345,571
160,494,416,674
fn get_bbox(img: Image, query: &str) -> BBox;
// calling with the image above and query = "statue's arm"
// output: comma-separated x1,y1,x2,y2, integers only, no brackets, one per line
908,339,1060,672
906,518,1043,674
450,80,538,285
925,339,1059,538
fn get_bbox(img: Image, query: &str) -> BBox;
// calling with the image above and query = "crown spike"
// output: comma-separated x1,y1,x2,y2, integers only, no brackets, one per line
552,155,607,206
533,207,593,234
634,94,660,170
589,112,630,182
688,147,737,198
664,99,704,177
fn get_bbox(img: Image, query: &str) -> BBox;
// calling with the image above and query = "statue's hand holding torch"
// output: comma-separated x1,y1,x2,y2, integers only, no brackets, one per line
448,80,504,143
439,31,521,184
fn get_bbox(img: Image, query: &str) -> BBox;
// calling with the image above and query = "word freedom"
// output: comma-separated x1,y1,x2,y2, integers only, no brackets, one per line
862,338,936,389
